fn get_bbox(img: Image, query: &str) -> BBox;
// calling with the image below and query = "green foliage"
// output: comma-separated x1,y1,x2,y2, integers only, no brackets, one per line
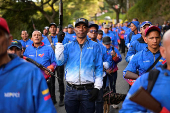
2,2,37,39
124,0,170,24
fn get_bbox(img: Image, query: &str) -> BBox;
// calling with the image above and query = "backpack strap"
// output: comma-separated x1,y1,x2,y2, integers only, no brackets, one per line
146,54,162,72
147,69,160,93
47,35,55,52
129,32,133,41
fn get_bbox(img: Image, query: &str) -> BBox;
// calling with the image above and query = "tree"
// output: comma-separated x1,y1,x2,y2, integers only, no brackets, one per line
105,0,126,23
0,0,59,23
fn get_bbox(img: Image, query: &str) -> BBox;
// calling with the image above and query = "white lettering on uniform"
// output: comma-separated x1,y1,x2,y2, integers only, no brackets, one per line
4,92,20,98
143,60,150,62
87,47,93,49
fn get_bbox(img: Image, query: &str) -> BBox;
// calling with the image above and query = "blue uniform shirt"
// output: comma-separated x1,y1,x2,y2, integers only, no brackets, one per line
0,54,57,113
124,47,165,77
125,37,148,62
24,42,56,68
120,64,170,113
55,38,103,89
19,39,33,48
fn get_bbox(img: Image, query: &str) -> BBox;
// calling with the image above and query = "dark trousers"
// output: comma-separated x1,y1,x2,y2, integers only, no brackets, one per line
120,39,125,53
56,65,65,100
103,71,117,93
95,88,103,113
65,85,95,113
47,75,56,102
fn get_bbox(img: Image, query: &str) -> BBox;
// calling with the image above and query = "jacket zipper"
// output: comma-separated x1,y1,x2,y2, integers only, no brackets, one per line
79,45,84,85
36,48,37,58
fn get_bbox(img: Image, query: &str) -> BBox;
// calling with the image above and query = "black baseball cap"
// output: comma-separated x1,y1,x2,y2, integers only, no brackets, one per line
68,24,74,28
49,23,57,28
75,18,88,27
88,24,99,31
98,30,103,34
102,36,111,44
8,39,22,50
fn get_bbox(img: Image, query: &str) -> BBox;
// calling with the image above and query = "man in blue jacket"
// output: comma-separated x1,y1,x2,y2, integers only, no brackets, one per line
19,30,33,49
43,23,58,46
125,21,152,62
0,17,57,113
55,18,103,113
103,24,118,48
43,22,65,106
88,23,110,113
123,26,165,86
120,29,170,113
24,30,57,105
42,26,49,41
62,24,76,44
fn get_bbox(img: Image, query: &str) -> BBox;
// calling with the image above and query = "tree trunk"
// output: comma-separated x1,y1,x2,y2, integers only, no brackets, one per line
116,10,119,23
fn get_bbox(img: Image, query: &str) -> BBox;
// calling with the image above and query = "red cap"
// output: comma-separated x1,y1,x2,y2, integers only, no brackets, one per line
0,17,10,34
145,25,160,37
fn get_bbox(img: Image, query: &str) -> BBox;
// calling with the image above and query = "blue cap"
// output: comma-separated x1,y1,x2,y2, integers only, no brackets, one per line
127,22,131,26
140,21,152,28
68,24,74,28
131,21,139,28
8,39,22,50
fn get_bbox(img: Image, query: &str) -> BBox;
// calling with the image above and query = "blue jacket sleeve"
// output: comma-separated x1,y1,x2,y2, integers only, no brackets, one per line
55,43,69,66
125,41,136,62
120,73,149,113
123,54,139,78
125,32,131,46
32,68,57,113
94,44,103,89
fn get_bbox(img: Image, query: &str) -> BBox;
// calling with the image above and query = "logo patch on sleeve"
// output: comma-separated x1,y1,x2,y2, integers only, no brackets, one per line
42,88,49,95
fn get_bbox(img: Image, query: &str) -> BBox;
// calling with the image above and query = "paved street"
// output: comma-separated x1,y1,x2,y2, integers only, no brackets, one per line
54,53,129,113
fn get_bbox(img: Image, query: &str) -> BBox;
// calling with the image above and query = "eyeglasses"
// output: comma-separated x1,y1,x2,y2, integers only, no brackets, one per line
89,30,97,33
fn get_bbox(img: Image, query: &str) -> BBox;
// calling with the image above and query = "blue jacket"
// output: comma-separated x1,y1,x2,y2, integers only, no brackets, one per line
130,33,142,44
124,47,165,77
103,31,118,48
24,42,56,68
120,64,170,112
62,32,76,44
19,39,33,48
43,35,58,46
105,46,122,73
0,54,56,113
55,38,103,89
42,34,47,42
125,37,148,62
97,39,103,45
124,28,131,42
125,31,135,47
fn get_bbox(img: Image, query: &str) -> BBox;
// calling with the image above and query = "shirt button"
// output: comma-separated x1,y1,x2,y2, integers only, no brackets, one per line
164,73,168,76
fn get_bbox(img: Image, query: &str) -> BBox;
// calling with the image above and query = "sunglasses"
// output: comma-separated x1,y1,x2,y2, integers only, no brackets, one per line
89,30,98,33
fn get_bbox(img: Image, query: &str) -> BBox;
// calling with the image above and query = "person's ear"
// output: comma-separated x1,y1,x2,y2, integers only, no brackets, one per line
144,37,147,43
8,35,13,46
160,46,166,59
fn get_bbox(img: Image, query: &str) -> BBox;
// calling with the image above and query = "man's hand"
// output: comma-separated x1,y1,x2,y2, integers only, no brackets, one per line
111,50,116,57
89,88,99,101
58,31,65,43
44,68,52,75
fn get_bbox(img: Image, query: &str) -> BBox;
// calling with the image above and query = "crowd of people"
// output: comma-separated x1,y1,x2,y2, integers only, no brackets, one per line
1,16,170,113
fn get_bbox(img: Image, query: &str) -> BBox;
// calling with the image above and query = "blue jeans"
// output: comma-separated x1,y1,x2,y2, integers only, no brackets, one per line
64,85,95,113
